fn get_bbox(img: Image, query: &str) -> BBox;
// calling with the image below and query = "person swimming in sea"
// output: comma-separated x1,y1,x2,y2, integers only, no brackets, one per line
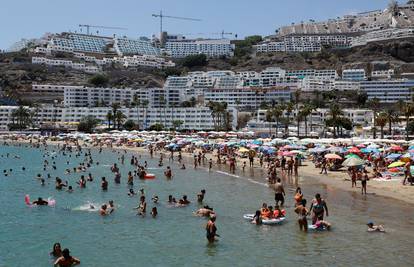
50,243,62,258
195,206,215,217
178,195,190,205
152,195,159,204
128,188,136,196
151,207,158,218
33,197,48,206
197,189,206,203
100,204,108,216
367,221,385,232
53,248,80,267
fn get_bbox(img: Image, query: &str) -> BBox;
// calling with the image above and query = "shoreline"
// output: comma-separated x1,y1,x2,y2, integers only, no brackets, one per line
5,138,414,205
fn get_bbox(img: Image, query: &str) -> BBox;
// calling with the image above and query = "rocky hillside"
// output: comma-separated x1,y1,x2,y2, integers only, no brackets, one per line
1,38,414,99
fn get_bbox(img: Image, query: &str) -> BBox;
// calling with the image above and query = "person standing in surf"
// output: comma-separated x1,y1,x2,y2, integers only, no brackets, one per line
206,215,218,243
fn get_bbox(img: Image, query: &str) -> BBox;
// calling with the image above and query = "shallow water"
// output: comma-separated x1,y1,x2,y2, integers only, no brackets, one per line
0,145,413,267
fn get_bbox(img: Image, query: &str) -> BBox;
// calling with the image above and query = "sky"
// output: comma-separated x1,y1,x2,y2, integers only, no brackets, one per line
0,0,396,49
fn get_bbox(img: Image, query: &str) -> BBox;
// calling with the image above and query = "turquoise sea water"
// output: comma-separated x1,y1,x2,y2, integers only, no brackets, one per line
1,144,414,267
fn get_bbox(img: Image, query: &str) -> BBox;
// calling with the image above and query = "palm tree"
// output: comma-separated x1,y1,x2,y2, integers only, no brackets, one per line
115,110,126,130
367,98,380,139
375,112,388,139
132,94,141,129
141,100,149,130
272,106,283,138
399,101,414,141
111,102,120,129
327,103,343,138
385,108,397,137
159,95,166,125
284,102,294,137
106,111,113,129
265,109,273,136
300,104,314,137
11,106,31,130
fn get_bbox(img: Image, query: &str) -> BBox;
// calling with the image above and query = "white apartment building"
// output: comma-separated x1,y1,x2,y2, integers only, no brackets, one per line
164,39,235,58
0,105,237,131
50,33,112,54
286,69,338,80
113,37,160,56
300,77,335,91
360,80,414,103
32,57,100,73
334,80,361,91
204,87,292,110
342,69,367,81
256,34,351,53
247,108,374,135
371,69,395,79
351,28,414,47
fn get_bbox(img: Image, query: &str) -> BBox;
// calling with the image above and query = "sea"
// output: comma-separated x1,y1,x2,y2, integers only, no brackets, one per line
0,143,413,266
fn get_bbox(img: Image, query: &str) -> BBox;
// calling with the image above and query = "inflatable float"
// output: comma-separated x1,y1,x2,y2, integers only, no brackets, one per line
243,214,286,225
25,195,55,207
144,173,156,179
308,224,329,231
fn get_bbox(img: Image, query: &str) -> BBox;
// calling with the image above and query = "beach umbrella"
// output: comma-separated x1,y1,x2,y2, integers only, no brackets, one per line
347,147,361,154
342,157,365,167
388,161,405,168
325,154,342,160
390,145,404,152
389,167,402,173
239,147,249,153
386,153,402,160
345,154,360,159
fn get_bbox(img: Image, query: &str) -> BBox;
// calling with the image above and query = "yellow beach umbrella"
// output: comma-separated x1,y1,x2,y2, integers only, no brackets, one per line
388,161,405,168
239,147,249,153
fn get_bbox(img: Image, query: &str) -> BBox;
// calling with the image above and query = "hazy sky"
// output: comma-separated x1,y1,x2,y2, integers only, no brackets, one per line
1,0,395,49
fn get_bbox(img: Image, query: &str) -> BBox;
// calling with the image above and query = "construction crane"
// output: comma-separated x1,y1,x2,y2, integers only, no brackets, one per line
78,24,128,35
151,11,201,36
212,31,235,39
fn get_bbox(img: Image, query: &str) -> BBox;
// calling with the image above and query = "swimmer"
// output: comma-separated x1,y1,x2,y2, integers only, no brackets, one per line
40,179,45,186
67,186,73,193
100,204,108,216
197,189,206,203
50,242,62,258
151,207,158,218
178,195,190,205
168,195,176,203
164,166,173,178
195,206,215,217
33,197,48,206
152,195,159,204
101,177,108,191
139,188,145,196
180,164,186,170
54,248,80,267
128,188,136,196
107,200,115,214
367,221,385,232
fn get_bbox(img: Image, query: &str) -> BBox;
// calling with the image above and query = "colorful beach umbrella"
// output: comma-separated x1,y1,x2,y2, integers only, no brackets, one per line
345,154,360,159
389,145,404,152
342,157,365,167
347,147,361,154
388,161,405,168
325,154,342,160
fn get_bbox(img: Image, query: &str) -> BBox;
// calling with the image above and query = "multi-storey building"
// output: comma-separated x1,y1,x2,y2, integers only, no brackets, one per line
0,105,237,131
164,39,235,58
360,80,414,102
342,69,367,81
113,37,160,56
